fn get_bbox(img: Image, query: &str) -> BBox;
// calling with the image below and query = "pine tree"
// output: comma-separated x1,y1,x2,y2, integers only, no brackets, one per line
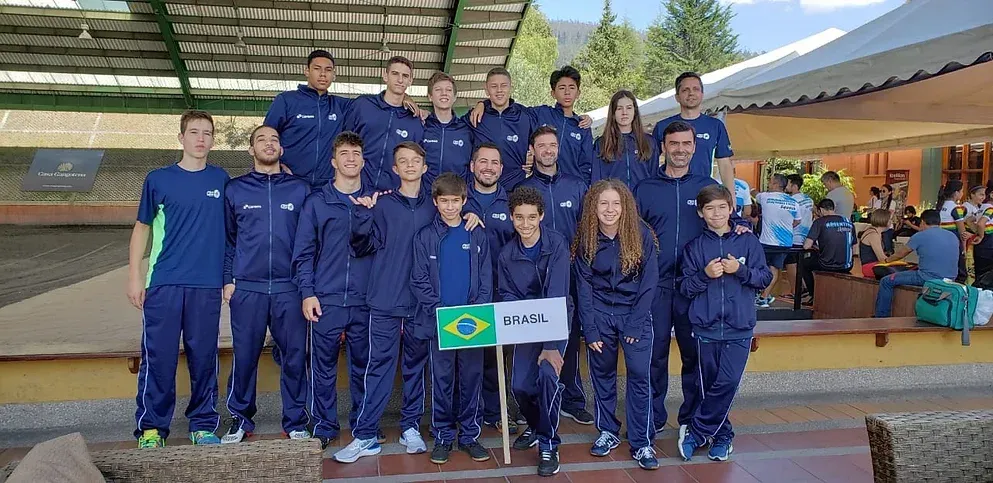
507,3,558,107
572,0,645,110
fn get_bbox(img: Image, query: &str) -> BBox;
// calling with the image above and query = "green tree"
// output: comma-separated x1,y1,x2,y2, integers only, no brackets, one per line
507,3,558,107
641,0,740,97
215,116,255,149
572,1,646,111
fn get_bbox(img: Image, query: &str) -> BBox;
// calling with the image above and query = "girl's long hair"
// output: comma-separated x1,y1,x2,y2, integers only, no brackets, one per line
598,90,652,164
880,183,894,210
572,179,657,275
937,180,963,209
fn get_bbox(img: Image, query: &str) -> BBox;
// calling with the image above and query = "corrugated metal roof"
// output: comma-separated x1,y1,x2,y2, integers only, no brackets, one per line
457,38,514,48
171,23,445,45
0,70,180,87
452,55,504,65
164,4,448,27
176,42,442,62
0,33,166,51
461,20,519,31
465,3,527,13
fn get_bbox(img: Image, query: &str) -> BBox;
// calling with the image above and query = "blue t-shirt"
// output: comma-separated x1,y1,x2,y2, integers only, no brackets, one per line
652,114,733,179
137,163,230,288
522,238,542,263
756,192,800,248
473,190,497,209
439,222,471,307
908,227,961,280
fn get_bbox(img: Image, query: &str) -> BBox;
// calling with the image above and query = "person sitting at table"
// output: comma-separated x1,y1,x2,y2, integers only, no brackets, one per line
858,209,891,278
894,206,922,238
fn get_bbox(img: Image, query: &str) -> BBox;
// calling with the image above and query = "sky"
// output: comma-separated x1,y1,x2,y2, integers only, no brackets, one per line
541,0,905,53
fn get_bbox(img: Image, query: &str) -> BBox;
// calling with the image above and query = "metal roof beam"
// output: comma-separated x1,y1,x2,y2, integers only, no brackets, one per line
147,0,194,108
460,11,522,23
0,5,154,22
443,0,467,73
465,0,529,6
0,44,170,59
0,25,163,41
173,35,447,53
1,64,180,77
137,0,451,17
450,29,517,42
166,17,448,36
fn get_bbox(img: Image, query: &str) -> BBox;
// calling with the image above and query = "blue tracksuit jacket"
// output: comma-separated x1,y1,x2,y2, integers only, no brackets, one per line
592,132,661,190
421,114,474,188
292,183,375,305
410,215,493,339
519,169,587,243
496,230,572,350
464,184,515,292
343,92,425,191
263,85,352,186
223,171,311,293
466,99,534,189
678,229,772,340
531,104,594,185
574,224,659,341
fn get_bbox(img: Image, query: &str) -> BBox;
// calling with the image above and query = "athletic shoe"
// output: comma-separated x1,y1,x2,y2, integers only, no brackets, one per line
430,442,452,464
399,428,427,455
513,427,538,450
190,430,221,446
483,419,519,435
317,436,334,450
537,449,560,477
677,425,703,461
765,296,776,307
633,446,659,470
377,429,387,444
590,431,620,457
459,441,491,462
137,429,164,449
288,430,311,440
708,436,734,461
221,419,248,444
333,437,381,463
560,408,594,425
653,422,667,436
513,412,528,426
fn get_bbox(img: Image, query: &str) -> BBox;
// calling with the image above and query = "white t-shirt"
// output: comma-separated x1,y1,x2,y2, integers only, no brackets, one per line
792,192,814,246
734,179,752,216
939,200,966,234
870,198,882,209
757,192,801,247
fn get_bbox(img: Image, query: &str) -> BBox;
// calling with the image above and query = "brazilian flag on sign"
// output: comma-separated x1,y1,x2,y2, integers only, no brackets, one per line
436,303,498,350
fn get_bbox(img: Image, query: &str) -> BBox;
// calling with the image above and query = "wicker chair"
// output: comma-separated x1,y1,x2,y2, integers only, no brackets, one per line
1,438,324,483
865,410,993,483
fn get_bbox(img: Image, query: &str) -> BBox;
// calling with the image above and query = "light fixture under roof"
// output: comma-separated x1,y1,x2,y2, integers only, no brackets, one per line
78,23,93,40
379,38,391,54
235,31,247,49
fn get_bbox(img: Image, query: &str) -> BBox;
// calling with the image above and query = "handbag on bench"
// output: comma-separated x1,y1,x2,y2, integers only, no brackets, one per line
915,279,978,346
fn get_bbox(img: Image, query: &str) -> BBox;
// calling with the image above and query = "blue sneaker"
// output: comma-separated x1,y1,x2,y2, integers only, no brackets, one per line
590,431,620,457
677,425,704,461
708,436,733,461
633,446,659,470
190,430,221,446
333,437,381,463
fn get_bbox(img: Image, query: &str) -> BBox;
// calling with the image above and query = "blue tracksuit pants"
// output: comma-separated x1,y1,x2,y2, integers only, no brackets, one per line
586,311,655,452
687,337,750,443
310,304,370,440
400,323,432,433
134,286,221,440
650,287,699,432
225,290,308,434
430,344,484,445
511,340,567,451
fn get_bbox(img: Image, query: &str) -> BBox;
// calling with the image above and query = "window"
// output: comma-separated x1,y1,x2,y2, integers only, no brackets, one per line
942,143,990,191
865,152,888,176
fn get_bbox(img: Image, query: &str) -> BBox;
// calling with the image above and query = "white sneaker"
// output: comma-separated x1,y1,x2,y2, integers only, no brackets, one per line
220,427,245,444
333,437,381,463
288,430,311,440
399,427,427,454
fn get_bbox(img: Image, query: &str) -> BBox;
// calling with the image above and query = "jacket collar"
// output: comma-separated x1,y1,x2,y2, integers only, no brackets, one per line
702,226,736,240
510,229,556,261
426,112,465,129
247,170,287,182
392,186,430,208
531,168,559,185
296,84,327,99
374,91,410,114
553,103,581,122
468,182,508,203
483,99,521,118
320,181,366,205
431,213,464,235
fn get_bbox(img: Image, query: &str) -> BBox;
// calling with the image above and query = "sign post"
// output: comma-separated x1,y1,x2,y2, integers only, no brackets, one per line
436,296,569,465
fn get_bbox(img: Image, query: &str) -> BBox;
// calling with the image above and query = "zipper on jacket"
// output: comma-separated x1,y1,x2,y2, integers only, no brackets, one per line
267,175,273,295
343,201,352,305
719,236,725,339
314,96,322,186
546,179,557,232
625,135,631,186
377,111,395,189
439,124,446,178
673,179,681,291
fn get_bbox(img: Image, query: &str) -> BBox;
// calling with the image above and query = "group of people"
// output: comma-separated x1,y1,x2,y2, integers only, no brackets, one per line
126,50,777,477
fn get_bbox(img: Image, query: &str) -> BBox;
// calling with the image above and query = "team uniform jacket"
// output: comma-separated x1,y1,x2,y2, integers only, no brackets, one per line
466,99,534,189
592,132,661,190
531,104,594,185
343,92,425,191
519,169,587,242
264,85,352,186
421,114,474,188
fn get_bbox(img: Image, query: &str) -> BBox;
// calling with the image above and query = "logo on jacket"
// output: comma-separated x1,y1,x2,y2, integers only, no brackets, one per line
396,129,409,139
737,256,747,265
296,114,315,119
506,134,519,143
697,133,710,140
243,204,262,210
206,189,221,199
492,212,508,221
328,113,337,121
559,200,573,208
453,139,464,147
686,199,697,206
571,132,582,141
461,243,471,250
424,138,439,143
280,203,295,211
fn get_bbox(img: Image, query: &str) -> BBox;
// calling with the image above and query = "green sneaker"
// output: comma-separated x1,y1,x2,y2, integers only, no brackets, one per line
138,429,165,449
190,430,221,445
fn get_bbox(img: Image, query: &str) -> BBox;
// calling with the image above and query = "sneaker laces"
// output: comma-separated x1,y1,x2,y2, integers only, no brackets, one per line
635,446,657,459
344,437,371,451
539,449,554,461
594,431,615,447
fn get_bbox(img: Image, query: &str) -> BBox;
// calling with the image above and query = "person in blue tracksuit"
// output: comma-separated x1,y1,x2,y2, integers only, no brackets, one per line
343,55,425,191
422,71,474,188
465,67,535,190
520,125,591,426
593,90,660,190
128,110,229,448
220,125,311,444
409,173,493,465
677,184,772,462
292,131,376,457
633,120,749,436
470,66,594,186
498,186,572,477
574,179,660,470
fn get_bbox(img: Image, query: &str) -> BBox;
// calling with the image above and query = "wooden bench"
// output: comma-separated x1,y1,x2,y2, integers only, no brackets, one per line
751,317,989,352
812,271,920,319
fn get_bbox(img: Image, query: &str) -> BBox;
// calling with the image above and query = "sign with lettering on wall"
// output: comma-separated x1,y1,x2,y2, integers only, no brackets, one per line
22,149,105,192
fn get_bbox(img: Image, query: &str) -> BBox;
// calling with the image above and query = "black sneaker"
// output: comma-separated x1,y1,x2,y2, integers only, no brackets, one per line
220,418,246,444
483,419,519,435
560,408,594,425
430,442,453,464
459,441,491,462
512,427,538,450
537,449,560,476
377,429,387,444
317,436,331,450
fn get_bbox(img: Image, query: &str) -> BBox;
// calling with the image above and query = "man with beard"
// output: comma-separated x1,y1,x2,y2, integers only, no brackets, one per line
519,126,592,426
221,125,312,444
465,68,535,190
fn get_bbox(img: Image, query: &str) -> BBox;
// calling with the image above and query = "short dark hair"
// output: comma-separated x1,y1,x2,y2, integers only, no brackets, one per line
180,110,213,134
696,184,733,209
920,209,940,226
817,198,836,211
472,142,502,163
432,172,467,199
530,125,557,146
770,173,788,189
675,72,702,92
821,171,841,183
486,67,511,82
510,186,545,216
248,125,277,145
393,141,425,162
307,49,335,67
550,65,581,90
428,71,457,95
661,120,696,143
786,174,804,190
333,131,363,153
386,55,414,73
904,205,917,215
